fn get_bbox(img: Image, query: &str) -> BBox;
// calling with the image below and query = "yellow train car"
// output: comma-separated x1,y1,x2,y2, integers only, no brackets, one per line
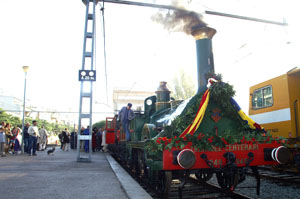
249,68,300,170
249,68,300,144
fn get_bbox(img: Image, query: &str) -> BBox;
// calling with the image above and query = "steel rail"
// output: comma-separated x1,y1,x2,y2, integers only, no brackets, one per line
247,166,300,186
189,177,253,199
112,152,253,199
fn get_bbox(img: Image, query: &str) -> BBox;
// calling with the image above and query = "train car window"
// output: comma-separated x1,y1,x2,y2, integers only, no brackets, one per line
252,86,273,109
107,121,113,129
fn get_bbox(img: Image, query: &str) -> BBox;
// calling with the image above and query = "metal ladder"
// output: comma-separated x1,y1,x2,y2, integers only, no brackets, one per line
77,0,97,162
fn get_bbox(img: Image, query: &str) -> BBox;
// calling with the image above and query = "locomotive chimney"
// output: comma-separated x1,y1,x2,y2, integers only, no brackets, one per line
155,81,171,111
191,25,216,94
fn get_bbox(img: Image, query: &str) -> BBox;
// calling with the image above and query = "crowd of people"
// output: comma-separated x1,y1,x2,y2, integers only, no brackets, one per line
0,121,22,156
60,126,107,153
58,128,71,151
0,120,48,157
0,118,109,157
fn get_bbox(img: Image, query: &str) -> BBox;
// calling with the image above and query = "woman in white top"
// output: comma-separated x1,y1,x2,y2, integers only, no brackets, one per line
101,130,107,152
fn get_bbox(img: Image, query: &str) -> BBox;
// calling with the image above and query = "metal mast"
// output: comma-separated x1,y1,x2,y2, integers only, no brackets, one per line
77,0,97,162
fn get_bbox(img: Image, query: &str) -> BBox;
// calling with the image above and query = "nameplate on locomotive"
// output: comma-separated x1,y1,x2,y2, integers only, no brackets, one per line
198,144,259,152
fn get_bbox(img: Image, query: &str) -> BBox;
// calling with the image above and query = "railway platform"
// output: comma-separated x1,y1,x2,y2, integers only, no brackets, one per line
0,147,152,199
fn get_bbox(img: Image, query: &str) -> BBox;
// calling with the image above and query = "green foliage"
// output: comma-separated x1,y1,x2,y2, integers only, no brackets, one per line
209,81,237,119
0,108,70,132
146,77,285,153
167,94,202,137
93,120,106,129
165,79,237,138
205,72,222,81
146,130,284,153
0,108,21,127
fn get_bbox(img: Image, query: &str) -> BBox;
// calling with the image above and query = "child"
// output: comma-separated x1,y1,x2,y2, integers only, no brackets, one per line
0,127,5,157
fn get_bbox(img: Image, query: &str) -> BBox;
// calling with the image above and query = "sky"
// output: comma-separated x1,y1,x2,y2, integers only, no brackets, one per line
0,0,299,125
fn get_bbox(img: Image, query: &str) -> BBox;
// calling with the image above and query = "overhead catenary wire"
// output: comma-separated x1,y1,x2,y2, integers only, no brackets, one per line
98,0,287,26
1,109,115,114
100,0,109,104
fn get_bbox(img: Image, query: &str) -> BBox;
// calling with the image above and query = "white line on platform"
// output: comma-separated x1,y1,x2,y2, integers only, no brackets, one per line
105,153,153,199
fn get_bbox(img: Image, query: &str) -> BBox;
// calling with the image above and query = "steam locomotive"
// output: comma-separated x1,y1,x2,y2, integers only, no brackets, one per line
105,25,289,197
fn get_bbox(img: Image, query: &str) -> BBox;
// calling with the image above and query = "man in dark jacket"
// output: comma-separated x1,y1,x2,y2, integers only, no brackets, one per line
58,132,63,150
118,103,135,141
23,123,30,153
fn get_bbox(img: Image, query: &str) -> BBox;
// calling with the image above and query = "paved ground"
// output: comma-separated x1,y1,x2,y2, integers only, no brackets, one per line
0,148,128,199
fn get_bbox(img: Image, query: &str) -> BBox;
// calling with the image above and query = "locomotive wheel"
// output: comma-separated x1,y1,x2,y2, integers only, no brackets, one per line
195,171,213,182
156,171,172,198
216,171,239,191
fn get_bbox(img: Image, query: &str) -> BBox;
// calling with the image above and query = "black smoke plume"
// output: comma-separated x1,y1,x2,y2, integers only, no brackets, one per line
152,6,207,35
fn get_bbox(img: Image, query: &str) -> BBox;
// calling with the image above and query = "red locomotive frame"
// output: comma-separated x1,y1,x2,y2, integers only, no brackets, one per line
163,143,281,170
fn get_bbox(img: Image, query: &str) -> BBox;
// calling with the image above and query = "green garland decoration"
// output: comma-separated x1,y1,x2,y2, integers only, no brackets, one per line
145,74,286,153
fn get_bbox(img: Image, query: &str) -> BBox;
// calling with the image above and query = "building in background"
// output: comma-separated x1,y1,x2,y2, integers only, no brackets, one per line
0,95,23,117
113,89,154,113
0,88,77,129
0,88,24,117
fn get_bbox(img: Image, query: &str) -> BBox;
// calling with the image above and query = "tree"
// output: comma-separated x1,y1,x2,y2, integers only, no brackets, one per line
0,108,71,133
170,68,196,100
0,108,21,127
93,120,106,129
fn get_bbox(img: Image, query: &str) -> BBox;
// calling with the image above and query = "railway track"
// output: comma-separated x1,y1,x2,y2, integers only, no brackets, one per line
112,155,253,199
247,166,300,186
164,178,253,199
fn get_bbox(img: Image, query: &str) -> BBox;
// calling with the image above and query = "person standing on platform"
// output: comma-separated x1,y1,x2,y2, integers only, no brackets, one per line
38,125,48,151
14,127,21,153
83,126,90,153
80,127,85,151
70,131,75,150
71,130,78,150
28,120,39,156
96,128,102,151
4,123,12,154
62,128,70,151
101,128,107,152
0,121,5,128
0,127,5,157
118,103,135,141
10,127,19,154
58,131,64,150
23,123,30,153
92,127,97,152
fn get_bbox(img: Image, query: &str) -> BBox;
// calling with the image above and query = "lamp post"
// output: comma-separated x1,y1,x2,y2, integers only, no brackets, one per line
21,66,29,154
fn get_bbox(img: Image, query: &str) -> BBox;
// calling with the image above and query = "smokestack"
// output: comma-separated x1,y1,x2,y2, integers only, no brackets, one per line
191,25,216,94
151,7,213,94
155,81,171,111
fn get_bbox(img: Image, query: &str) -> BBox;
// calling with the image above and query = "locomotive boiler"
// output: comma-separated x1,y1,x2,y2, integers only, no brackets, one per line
106,25,289,197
